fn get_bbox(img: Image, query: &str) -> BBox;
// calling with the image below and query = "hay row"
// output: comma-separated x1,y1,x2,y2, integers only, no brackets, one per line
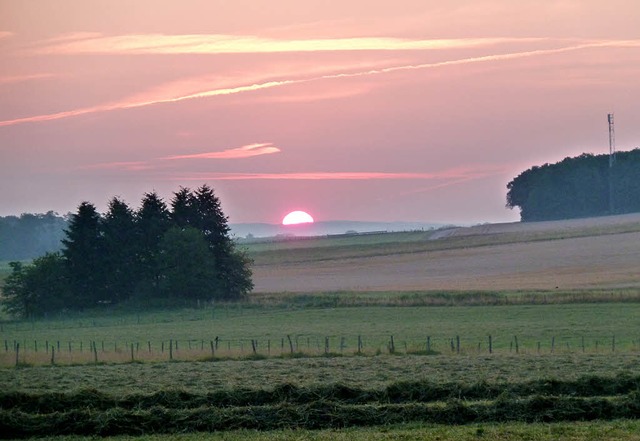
3,374,639,413
2,393,640,438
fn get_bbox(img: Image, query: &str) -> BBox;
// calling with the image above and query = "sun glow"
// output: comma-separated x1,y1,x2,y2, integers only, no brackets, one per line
282,211,314,225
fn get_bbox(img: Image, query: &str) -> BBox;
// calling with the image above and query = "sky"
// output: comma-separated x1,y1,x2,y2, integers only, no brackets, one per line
1,0,639,225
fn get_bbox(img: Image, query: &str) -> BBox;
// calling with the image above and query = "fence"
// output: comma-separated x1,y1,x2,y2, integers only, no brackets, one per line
3,333,639,367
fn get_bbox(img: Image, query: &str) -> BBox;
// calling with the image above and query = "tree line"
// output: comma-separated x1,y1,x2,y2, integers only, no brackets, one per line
506,149,640,221
0,212,67,261
2,185,253,318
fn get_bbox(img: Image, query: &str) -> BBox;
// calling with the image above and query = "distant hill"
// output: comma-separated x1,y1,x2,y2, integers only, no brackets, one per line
230,221,447,239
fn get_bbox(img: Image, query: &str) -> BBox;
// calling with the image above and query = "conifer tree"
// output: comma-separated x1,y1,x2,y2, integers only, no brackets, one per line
170,187,197,228
61,201,106,306
135,192,171,294
102,197,137,303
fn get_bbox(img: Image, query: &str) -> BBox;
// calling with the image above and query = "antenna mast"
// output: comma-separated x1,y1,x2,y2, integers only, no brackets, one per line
608,113,616,166
607,113,616,214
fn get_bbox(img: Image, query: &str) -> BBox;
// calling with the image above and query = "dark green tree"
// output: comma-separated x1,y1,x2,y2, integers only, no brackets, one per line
101,197,137,303
156,227,219,301
170,187,197,228
506,150,640,221
62,202,106,307
192,184,252,298
168,185,252,299
2,186,253,317
2,254,69,318
135,192,171,294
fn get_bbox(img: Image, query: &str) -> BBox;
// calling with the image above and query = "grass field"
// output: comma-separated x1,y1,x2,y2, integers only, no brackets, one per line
21,420,640,441
2,215,640,439
2,300,640,366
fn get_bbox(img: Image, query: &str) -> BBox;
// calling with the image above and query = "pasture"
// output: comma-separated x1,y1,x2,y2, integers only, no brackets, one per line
2,300,640,367
2,215,640,439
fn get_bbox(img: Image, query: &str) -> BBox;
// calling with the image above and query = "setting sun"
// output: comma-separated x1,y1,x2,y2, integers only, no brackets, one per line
282,210,314,225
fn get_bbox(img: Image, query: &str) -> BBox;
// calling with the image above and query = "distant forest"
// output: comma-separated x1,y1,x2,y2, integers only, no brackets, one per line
507,149,640,222
0,212,67,261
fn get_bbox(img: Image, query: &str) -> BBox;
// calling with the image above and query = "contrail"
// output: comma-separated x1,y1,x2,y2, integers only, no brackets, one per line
1,40,634,128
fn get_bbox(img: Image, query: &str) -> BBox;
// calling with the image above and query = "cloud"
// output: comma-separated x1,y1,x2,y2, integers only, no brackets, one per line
0,31,13,40
246,84,375,104
0,73,54,85
79,142,278,171
162,143,281,160
34,34,540,55
3,39,638,128
171,165,508,181
78,161,152,171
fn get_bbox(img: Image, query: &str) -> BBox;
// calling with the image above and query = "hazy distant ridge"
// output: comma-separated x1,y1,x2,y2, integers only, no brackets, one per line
230,221,446,239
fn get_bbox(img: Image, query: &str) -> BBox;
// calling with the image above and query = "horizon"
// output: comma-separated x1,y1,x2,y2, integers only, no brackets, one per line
1,1,639,224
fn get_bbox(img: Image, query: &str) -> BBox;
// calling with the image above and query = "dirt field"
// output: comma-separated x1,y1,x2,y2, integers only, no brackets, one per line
252,214,640,292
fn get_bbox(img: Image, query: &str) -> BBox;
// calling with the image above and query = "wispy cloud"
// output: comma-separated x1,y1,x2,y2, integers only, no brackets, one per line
0,31,13,40
35,34,540,55
79,142,278,171
0,73,54,85
3,39,638,128
171,165,507,181
162,143,281,160
78,161,152,171
247,84,374,104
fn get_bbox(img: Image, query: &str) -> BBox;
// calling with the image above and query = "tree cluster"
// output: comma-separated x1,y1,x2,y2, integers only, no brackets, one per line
506,149,640,222
3,186,252,318
0,212,67,261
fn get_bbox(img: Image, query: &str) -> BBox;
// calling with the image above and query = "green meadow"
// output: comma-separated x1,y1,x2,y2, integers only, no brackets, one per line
2,300,640,366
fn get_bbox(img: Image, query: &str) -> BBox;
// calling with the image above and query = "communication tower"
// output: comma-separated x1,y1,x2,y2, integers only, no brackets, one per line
608,113,616,167
607,113,616,214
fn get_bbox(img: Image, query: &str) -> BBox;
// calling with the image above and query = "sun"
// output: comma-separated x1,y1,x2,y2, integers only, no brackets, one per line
282,210,314,225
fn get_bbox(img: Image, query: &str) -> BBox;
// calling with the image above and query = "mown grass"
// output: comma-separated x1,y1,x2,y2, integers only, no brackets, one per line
20,420,640,441
4,354,640,394
3,373,640,438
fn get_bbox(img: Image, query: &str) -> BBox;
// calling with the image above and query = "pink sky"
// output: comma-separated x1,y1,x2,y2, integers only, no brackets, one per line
1,0,639,224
